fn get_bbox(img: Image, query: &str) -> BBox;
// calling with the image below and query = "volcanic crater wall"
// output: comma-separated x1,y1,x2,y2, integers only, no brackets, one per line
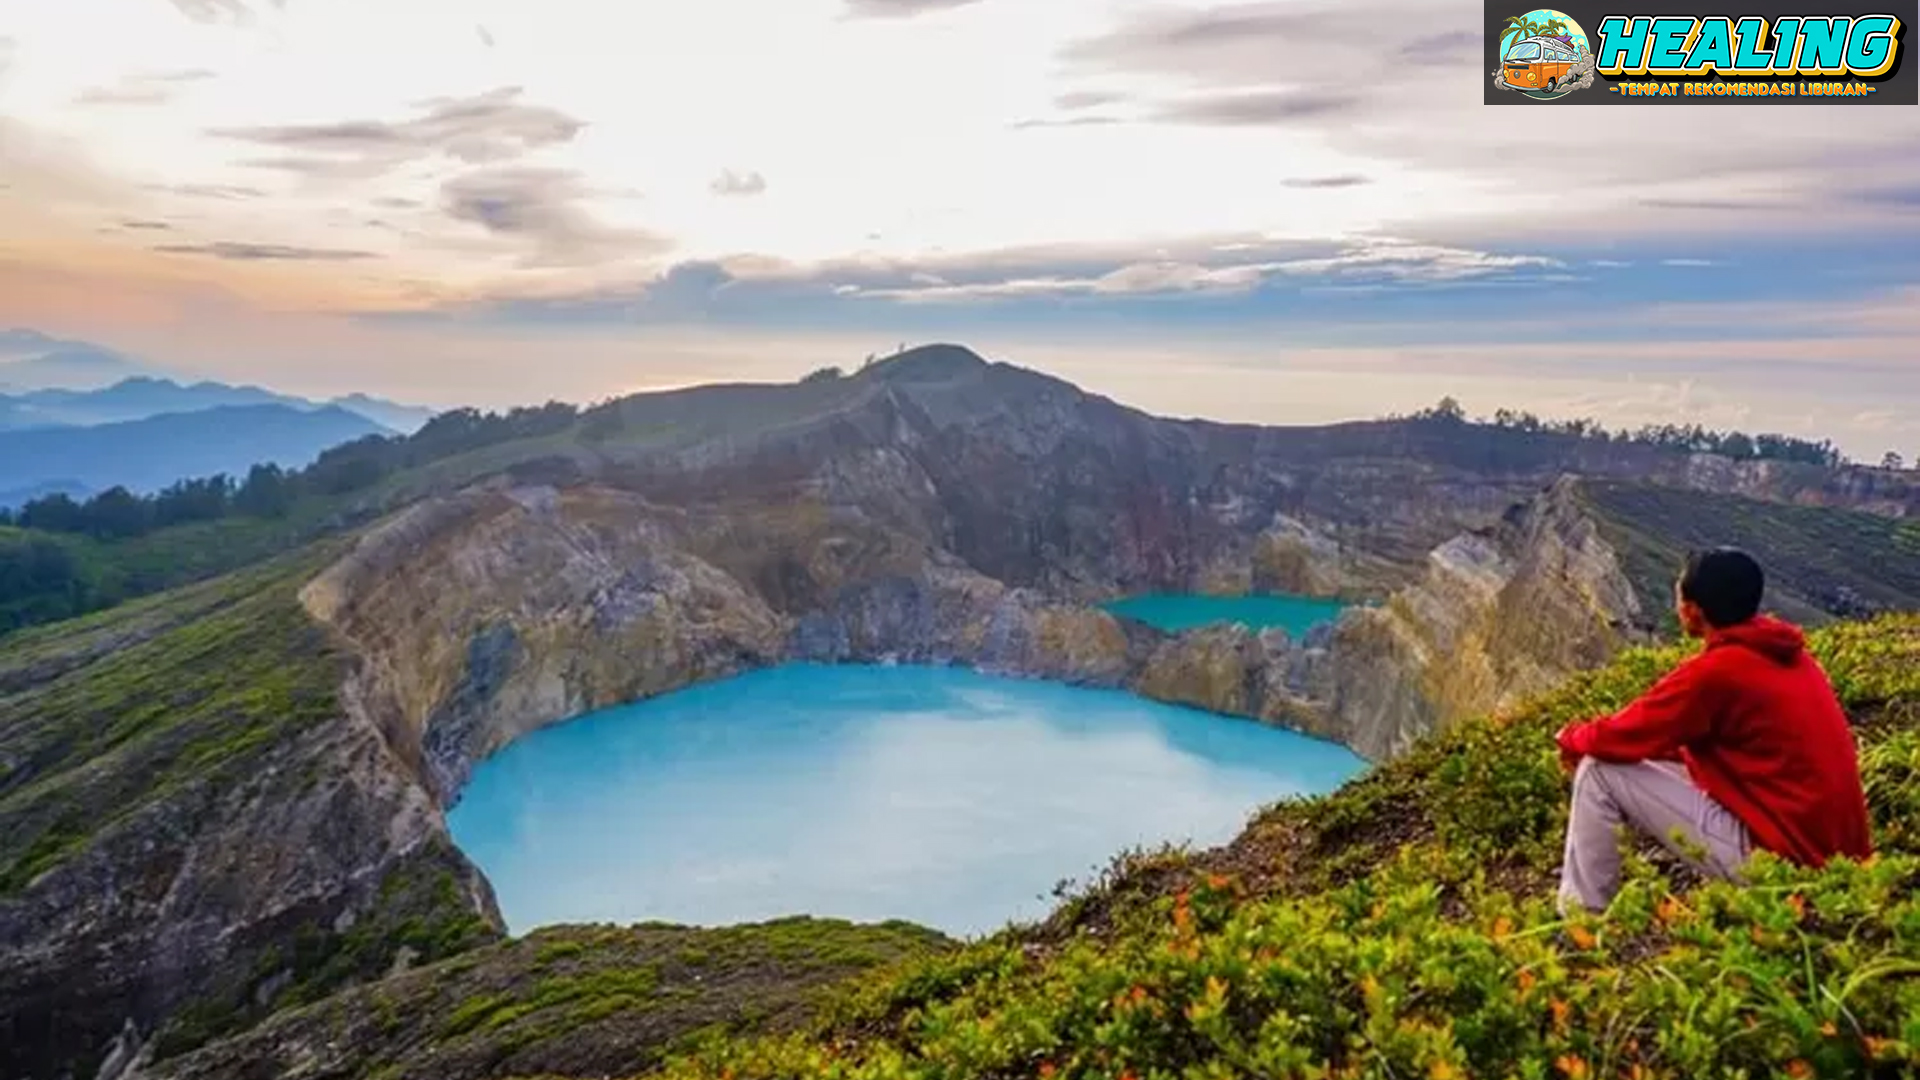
300,465,1647,808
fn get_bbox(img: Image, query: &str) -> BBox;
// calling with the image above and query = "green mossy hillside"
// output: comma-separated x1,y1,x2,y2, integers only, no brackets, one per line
152,917,954,1080
0,549,344,892
1581,481,1920,632
0,547,496,1075
0,504,355,637
641,615,1920,1080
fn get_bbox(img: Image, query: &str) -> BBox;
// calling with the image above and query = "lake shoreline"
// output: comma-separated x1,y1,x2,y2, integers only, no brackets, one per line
448,662,1365,938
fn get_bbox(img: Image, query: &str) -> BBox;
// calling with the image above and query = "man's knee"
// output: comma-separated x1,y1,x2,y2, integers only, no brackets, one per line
1569,756,1619,808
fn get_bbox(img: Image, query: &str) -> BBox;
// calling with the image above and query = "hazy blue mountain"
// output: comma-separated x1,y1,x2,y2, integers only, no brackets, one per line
0,377,439,434
0,398,63,432
325,392,438,434
0,478,89,510
0,404,394,506
2,377,298,428
0,330,440,433
0,332,160,392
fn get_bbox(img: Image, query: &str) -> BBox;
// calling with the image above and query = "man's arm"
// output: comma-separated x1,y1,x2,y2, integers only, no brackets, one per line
1556,653,1720,763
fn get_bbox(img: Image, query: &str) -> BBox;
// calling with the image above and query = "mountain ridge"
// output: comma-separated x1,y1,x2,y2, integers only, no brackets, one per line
0,331,158,392
0,404,396,508
0,374,438,434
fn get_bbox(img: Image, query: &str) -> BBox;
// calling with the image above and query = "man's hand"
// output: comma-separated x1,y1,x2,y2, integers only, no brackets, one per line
1555,724,1583,776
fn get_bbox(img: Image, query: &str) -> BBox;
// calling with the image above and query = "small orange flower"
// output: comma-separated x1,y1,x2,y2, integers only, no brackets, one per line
1865,1036,1891,1057
1567,925,1597,950
1516,969,1537,994
1820,1021,1838,1037
1206,872,1231,890
1492,916,1514,937
1550,998,1571,1031
1430,1061,1461,1080
1787,893,1807,922
1038,1063,1056,1079
1130,984,1148,1005
1554,1053,1588,1079
1655,896,1685,924
1750,926,1768,945
1785,1060,1813,1079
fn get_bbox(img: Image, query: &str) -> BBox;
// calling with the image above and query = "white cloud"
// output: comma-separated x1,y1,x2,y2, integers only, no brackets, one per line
831,237,1567,303
709,169,767,197
1056,0,1920,235
0,0,1524,295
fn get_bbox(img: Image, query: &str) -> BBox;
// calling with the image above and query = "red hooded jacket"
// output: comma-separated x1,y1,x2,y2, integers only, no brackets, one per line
1556,615,1873,868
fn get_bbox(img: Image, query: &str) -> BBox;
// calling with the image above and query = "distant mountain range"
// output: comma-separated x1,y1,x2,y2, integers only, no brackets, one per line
0,376,436,434
0,329,439,433
0,329,444,506
0,329,162,391
0,404,395,508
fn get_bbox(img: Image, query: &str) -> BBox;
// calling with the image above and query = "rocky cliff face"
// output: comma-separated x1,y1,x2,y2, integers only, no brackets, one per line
298,482,1174,802
0,569,500,1080
1317,477,1646,759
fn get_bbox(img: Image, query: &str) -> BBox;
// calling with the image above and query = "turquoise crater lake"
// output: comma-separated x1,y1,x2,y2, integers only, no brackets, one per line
447,665,1365,938
1104,593,1349,636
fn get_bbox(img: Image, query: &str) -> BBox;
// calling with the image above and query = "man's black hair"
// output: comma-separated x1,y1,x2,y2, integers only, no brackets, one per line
1678,548,1765,627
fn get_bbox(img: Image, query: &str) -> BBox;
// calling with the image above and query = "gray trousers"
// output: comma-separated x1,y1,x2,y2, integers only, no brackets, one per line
1558,757,1752,915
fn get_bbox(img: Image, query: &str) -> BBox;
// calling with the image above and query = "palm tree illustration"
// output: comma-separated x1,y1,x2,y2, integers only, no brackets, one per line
1503,13,1577,51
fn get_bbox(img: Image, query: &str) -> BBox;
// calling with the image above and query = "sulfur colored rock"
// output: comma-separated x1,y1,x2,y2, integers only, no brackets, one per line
1312,476,1647,759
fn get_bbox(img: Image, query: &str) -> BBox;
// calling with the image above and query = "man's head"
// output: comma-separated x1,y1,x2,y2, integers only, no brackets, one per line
1675,548,1766,637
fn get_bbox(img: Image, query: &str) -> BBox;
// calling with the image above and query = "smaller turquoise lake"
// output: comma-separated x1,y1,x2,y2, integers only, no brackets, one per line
1104,593,1348,636
448,665,1365,938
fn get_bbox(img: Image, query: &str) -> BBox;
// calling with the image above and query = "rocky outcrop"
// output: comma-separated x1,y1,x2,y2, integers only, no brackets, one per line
0,575,501,1080
300,483,1179,803
301,487,794,800
1316,476,1646,758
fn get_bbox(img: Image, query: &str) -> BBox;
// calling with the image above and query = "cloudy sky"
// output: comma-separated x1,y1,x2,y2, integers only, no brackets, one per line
2,0,1917,459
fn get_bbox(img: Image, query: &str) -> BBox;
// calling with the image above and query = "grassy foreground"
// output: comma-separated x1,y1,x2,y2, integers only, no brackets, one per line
154,918,954,1080
630,615,1920,1080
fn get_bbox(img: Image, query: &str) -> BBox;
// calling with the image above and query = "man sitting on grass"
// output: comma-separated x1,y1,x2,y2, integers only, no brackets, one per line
1554,547,1873,915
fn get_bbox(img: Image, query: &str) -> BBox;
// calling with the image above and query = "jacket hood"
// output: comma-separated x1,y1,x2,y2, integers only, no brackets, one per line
1710,614,1806,664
